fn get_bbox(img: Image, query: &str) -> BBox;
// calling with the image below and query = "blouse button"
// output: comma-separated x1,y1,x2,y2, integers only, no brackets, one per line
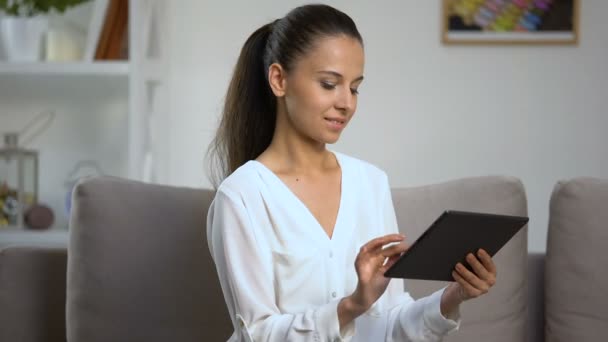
331,291,337,298
237,316,245,327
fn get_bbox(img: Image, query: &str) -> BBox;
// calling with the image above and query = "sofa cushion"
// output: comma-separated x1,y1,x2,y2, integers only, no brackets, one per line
545,177,608,342
391,176,528,342
0,246,67,342
66,177,232,342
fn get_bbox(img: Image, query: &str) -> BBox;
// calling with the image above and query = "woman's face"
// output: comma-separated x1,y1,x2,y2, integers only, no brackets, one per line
280,35,365,145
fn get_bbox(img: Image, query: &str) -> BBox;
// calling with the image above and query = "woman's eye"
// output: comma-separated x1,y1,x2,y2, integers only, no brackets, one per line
350,88,359,95
320,81,336,90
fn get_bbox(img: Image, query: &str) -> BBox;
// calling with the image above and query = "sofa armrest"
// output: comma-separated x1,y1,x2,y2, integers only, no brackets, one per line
527,252,545,342
0,245,68,342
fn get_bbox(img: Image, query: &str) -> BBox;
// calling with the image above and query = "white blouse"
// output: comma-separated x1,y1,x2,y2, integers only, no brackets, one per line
207,152,459,341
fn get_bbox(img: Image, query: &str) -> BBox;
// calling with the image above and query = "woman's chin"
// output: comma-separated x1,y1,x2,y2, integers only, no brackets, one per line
322,133,342,145
306,129,344,146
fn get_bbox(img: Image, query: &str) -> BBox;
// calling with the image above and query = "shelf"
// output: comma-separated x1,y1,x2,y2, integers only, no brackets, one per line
0,229,69,248
0,61,130,76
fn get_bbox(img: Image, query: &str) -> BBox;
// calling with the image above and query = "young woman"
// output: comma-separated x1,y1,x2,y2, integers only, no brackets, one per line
206,4,497,341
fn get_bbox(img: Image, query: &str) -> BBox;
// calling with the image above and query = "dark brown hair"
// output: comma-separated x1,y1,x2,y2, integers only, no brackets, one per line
206,4,363,188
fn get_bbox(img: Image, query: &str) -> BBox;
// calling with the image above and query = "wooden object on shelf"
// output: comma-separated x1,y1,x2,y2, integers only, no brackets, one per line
84,0,110,61
95,0,129,60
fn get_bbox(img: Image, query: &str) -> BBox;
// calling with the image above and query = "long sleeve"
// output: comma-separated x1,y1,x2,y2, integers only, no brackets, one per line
207,188,355,342
379,175,461,341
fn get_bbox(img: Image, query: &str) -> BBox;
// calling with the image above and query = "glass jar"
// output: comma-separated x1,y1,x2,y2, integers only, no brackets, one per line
0,133,38,229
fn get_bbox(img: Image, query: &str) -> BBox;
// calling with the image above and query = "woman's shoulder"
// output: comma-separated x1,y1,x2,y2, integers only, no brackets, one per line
215,160,261,198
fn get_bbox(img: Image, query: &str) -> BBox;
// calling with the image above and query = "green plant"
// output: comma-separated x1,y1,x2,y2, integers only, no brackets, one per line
0,0,91,17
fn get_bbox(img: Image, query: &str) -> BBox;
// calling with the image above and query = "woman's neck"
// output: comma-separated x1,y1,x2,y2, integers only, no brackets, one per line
258,121,336,175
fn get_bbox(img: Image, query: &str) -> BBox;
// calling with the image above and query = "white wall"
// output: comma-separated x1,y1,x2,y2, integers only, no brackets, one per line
167,0,608,252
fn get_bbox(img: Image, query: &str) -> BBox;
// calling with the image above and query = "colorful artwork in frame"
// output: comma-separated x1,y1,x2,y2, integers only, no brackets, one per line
442,0,579,45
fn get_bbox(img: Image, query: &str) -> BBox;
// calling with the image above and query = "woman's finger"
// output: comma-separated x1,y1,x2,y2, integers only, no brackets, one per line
455,263,490,294
465,253,492,282
360,234,405,254
477,249,497,277
452,271,482,300
380,242,408,258
381,254,402,273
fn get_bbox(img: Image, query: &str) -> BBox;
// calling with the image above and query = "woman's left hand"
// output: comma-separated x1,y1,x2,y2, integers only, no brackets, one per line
452,248,497,301
441,248,497,316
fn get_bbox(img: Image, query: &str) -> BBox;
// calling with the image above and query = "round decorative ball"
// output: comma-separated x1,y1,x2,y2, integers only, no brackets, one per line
24,204,55,230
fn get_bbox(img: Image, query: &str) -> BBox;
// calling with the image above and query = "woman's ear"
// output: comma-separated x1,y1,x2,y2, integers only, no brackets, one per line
268,63,287,97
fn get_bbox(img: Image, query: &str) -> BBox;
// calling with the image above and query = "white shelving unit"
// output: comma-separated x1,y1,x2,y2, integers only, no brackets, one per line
0,0,169,230
128,0,170,183
0,61,130,75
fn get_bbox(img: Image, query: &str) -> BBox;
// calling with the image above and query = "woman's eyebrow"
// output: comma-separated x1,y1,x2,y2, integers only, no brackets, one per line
316,70,364,82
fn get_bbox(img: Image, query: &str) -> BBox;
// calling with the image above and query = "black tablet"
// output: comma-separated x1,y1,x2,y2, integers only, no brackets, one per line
384,210,528,281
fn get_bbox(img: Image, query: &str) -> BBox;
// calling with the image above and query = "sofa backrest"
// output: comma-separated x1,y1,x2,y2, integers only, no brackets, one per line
66,176,232,342
545,177,608,342
391,176,528,342
66,175,530,342
0,246,67,342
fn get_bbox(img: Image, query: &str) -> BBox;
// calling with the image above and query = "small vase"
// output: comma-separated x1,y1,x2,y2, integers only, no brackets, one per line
0,15,49,62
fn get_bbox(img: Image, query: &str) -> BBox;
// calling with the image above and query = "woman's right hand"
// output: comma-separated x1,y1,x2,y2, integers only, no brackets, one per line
350,233,408,311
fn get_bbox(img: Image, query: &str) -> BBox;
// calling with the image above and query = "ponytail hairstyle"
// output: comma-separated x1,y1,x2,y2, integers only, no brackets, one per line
206,4,363,188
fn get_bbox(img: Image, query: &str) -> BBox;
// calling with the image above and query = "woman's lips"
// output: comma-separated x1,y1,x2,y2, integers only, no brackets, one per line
324,117,346,130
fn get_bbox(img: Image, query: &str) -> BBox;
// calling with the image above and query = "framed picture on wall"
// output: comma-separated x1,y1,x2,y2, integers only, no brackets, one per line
442,0,579,45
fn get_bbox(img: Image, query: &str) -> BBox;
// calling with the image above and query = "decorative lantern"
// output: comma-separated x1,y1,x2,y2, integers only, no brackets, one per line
0,132,39,229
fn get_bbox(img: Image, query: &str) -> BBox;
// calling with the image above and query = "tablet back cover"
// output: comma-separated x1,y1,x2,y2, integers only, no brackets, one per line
385,210,528,281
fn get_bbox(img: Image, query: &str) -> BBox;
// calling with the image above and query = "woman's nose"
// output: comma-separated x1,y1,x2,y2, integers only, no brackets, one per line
335,88,355,112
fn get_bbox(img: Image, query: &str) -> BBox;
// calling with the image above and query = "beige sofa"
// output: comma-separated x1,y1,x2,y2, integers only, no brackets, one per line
544,178,608,342
1,176,606,341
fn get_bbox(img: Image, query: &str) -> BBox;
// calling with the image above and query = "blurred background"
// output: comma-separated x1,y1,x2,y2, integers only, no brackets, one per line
1,0,606,252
